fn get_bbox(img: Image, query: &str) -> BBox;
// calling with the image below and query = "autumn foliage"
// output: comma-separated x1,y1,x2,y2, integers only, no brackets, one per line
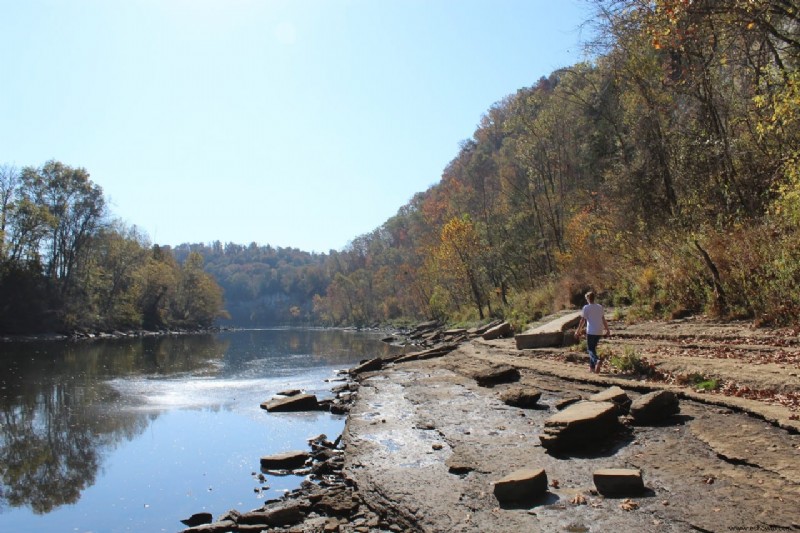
6,1,799,331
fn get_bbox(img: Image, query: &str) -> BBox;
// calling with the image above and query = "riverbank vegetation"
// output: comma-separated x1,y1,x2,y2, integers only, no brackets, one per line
318,0,800,329
5,1,799,334
0,161,227,335
184,0,800,330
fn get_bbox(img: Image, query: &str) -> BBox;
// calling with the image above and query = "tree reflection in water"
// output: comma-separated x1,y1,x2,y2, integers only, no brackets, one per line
0,334,228,513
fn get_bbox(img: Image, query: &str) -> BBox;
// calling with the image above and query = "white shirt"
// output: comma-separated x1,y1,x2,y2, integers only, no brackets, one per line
582,303,606,335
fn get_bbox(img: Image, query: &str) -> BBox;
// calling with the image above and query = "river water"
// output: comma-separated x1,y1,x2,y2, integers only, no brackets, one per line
0,329,399,533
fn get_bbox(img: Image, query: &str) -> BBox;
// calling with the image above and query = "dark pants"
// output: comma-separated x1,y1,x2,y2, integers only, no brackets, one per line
587,334,601,369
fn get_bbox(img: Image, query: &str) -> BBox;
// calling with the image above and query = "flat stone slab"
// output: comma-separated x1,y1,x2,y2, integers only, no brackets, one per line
630,390,680,424
589,386,631,412
593,468,645,496
395,344,458,364
260,451,311,470
261,393,320,412
540,401,620,451
351,357,384,375
515,311,581,349
493,468,548,503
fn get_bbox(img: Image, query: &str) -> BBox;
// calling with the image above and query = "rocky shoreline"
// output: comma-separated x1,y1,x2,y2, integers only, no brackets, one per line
0,326,234,343
176,321,502,533
176,316,800,532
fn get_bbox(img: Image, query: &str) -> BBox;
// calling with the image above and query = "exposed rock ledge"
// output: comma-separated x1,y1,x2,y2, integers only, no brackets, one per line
179,316,800,532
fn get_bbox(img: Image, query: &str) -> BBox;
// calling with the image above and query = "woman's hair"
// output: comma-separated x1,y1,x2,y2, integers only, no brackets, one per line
585,291,595,303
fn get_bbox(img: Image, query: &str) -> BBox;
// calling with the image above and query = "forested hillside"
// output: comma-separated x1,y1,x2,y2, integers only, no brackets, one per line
5,0,798,333
0,161,227,335
272,0,800,328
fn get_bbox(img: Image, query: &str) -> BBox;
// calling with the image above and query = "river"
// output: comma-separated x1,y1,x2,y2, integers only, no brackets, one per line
0,328,399,533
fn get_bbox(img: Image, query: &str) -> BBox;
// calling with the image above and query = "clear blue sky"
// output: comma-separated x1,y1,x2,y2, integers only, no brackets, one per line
1,0,592,253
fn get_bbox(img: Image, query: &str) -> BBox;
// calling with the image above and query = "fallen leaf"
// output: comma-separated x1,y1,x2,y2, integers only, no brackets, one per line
620,499,639,511
550,479,560,489
569,493,587,505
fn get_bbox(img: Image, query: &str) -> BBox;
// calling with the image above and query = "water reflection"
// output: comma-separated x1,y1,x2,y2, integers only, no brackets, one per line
0,329,397,519
0,335,228,514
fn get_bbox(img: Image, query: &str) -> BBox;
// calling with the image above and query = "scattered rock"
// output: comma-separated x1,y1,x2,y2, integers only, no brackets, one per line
589,386,631,413
500,387,542,408
540,401,620,452
394,344,459,364
555,395,582,410
474,364,521,387
468,320,503,336
630,390,680,424
238,499,310,527
260,451,311,471
180,519,237,533
180,512,213,527
593,468,645,496
314,487,360,516
446,448,486,475
493,468,548,504
351,357,384,375
261,393,321,412
482,321,513,340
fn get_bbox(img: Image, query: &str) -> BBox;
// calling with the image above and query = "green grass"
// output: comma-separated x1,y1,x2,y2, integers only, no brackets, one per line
682,373,720,391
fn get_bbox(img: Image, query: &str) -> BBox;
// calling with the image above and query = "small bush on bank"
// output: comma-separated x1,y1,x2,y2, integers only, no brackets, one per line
609,346,653,376
505,282,556,332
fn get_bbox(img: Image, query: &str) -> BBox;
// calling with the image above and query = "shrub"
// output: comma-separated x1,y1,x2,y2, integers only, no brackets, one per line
609,346,653,376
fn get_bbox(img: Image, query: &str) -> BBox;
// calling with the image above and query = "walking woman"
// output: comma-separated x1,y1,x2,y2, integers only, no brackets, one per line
575,291,610,373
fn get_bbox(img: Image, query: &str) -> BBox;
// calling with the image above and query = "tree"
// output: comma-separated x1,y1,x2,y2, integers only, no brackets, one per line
173,252,227,328
435,216,487,319
19,161,106,296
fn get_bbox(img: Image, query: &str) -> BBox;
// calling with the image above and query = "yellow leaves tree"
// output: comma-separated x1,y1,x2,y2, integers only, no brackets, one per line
432,216,488,320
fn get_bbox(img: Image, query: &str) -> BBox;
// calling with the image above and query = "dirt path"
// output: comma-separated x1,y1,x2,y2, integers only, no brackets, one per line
342,318,800,533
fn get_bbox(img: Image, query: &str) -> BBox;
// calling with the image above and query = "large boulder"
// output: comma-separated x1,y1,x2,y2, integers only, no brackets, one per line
630,390,680,424
493,468,548,504
261,393,320,412
540,401,620,452
593,468,645,496
474,365,521,387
